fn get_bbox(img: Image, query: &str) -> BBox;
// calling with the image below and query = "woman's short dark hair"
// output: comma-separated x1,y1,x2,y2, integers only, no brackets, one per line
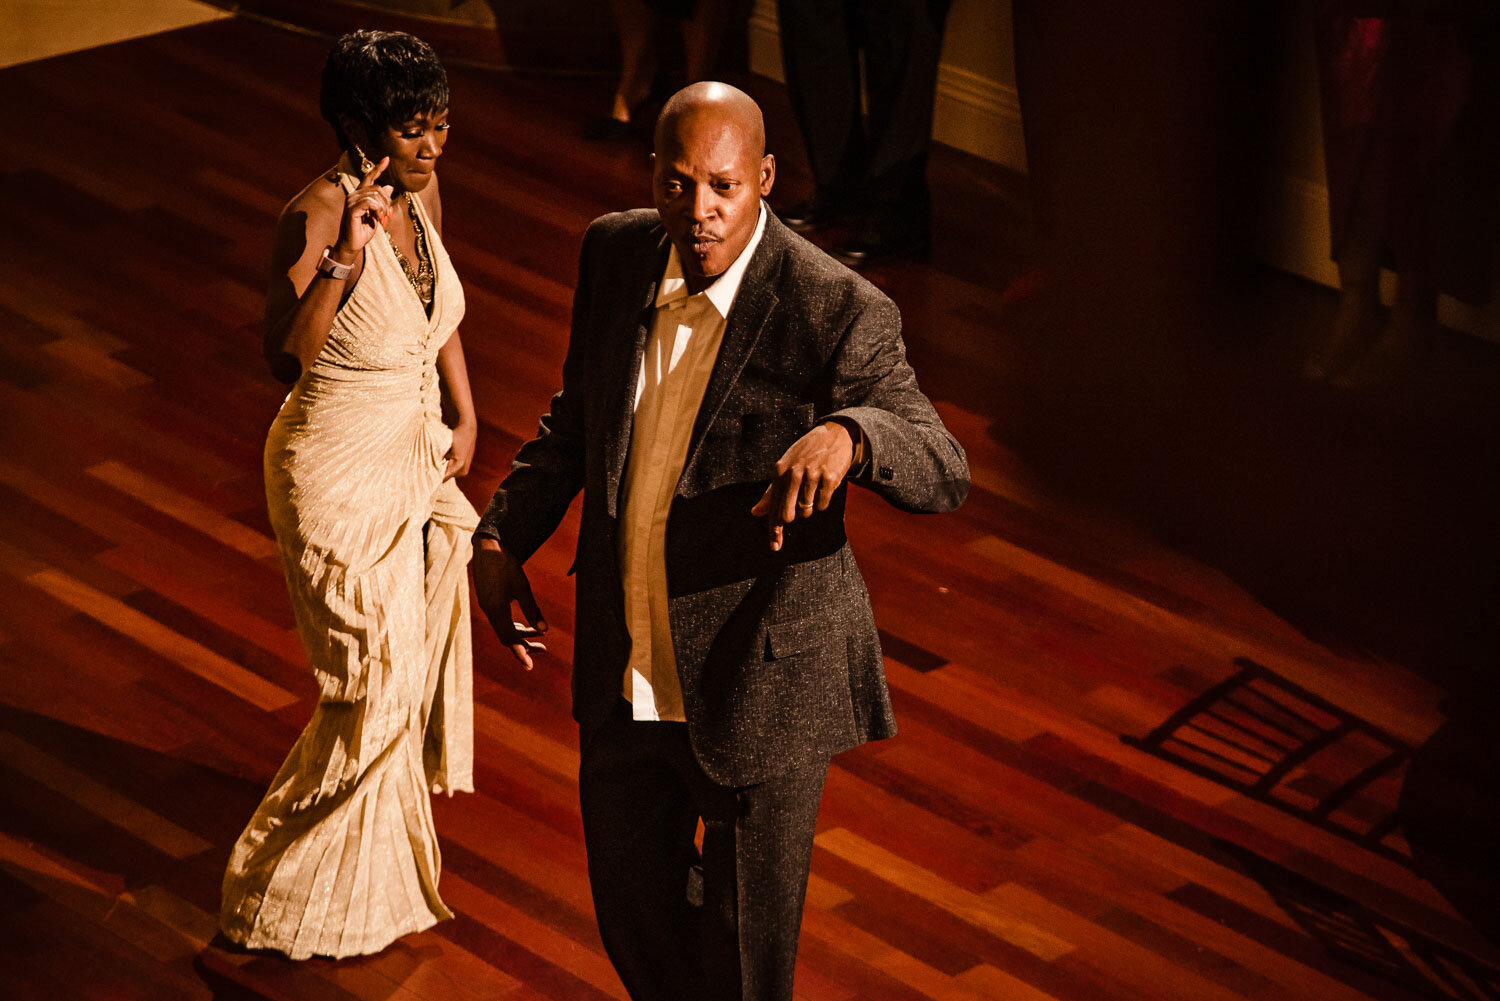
319,30,448,151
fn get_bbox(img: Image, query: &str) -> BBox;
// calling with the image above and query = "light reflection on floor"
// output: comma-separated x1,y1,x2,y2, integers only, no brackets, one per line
0,0,228,69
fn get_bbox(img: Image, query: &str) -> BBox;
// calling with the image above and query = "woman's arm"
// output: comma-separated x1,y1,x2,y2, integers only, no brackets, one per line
437,329,477,480
263,157,393,383
425,172,476,481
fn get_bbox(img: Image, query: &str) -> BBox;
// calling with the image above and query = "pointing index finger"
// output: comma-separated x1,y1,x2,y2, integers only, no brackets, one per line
358,156,389,189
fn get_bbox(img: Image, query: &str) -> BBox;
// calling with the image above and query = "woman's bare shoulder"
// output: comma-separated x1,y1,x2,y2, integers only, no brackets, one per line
279,167,346,232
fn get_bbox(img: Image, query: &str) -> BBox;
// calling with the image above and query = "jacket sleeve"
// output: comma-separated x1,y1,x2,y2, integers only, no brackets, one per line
473,224,596,560
820,293,970,514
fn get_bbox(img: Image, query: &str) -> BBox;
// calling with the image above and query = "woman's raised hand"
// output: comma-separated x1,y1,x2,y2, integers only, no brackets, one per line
334,156,393,257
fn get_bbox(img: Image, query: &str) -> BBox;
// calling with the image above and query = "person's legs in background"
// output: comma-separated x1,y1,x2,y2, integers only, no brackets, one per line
588,0,731,142
586,0,660,139
774,0,866,230
1304,202,1385,380
831,0,951,266
1308,1,1497,386
1332,269,1439,387
681,0,730,88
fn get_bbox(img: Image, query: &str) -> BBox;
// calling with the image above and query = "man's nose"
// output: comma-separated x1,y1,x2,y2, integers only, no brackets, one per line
691,184,714,222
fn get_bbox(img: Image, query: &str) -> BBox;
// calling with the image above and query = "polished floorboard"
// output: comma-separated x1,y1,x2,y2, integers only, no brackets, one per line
2,15,1498,1001
0,0,227,69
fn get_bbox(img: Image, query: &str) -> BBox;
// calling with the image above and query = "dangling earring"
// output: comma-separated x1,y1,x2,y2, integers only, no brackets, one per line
352,143,375,174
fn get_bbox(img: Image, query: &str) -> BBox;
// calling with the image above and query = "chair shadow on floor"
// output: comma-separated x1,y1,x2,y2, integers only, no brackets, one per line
1216,840,1500,1001
1122,657,1416,864
1125,659,1500,998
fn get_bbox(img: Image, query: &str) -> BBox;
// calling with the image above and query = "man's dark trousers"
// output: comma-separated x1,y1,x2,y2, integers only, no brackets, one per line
580,700,829,1001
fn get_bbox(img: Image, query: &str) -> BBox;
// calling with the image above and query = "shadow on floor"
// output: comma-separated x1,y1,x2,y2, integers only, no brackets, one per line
1126,661,1500,955
0,702,261,900
1218,840,1500,1001
0,703,442,1000
1399,695,1500,948
1123,656,1414,865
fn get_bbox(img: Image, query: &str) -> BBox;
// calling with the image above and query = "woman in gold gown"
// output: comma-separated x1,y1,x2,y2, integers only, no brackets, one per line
220,30,479,959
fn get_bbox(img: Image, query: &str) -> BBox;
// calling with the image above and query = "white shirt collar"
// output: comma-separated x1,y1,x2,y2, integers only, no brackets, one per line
655,202,768,317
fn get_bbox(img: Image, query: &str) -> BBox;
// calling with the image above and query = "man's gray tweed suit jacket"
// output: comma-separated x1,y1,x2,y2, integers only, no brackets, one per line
476,205,969,787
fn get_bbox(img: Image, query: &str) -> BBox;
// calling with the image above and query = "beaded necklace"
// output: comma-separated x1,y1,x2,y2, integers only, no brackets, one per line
389,192,435,314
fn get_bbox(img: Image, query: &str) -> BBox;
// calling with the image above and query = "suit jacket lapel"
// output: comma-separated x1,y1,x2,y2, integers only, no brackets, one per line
603,225,672,518
680,211,787,484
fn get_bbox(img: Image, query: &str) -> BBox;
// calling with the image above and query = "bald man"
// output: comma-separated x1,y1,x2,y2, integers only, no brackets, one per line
473,83,968,1001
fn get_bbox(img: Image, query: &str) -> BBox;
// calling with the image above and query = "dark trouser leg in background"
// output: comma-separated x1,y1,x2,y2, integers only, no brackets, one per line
681,0,730,84
775,0,864,229
579,703,830,1001
860,0,951,210
833,0,952,264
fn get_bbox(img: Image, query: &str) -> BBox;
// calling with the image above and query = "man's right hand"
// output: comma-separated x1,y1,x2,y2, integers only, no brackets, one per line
473,539,548,670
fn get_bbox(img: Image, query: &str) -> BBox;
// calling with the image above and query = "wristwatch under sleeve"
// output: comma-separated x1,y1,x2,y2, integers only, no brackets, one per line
825,417,869,476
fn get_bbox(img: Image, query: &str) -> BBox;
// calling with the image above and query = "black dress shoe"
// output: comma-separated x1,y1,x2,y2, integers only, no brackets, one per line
777,194,856,233
830,216,931,268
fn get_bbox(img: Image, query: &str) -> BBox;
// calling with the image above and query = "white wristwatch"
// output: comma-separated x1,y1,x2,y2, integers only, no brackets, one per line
316,246,354,280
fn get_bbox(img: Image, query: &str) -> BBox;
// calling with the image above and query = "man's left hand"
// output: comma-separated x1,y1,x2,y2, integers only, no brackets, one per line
750,421,855,551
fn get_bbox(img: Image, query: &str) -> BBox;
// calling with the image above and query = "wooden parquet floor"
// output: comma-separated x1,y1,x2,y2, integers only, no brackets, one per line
2,15,1498,1001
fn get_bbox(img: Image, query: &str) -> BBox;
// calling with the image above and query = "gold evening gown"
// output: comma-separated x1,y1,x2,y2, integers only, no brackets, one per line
220,157,478,959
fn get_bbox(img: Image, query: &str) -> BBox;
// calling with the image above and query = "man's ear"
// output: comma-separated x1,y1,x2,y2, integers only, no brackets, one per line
760,154,776,197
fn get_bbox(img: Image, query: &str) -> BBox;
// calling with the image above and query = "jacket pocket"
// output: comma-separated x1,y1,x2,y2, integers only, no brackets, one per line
765,616,836,659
